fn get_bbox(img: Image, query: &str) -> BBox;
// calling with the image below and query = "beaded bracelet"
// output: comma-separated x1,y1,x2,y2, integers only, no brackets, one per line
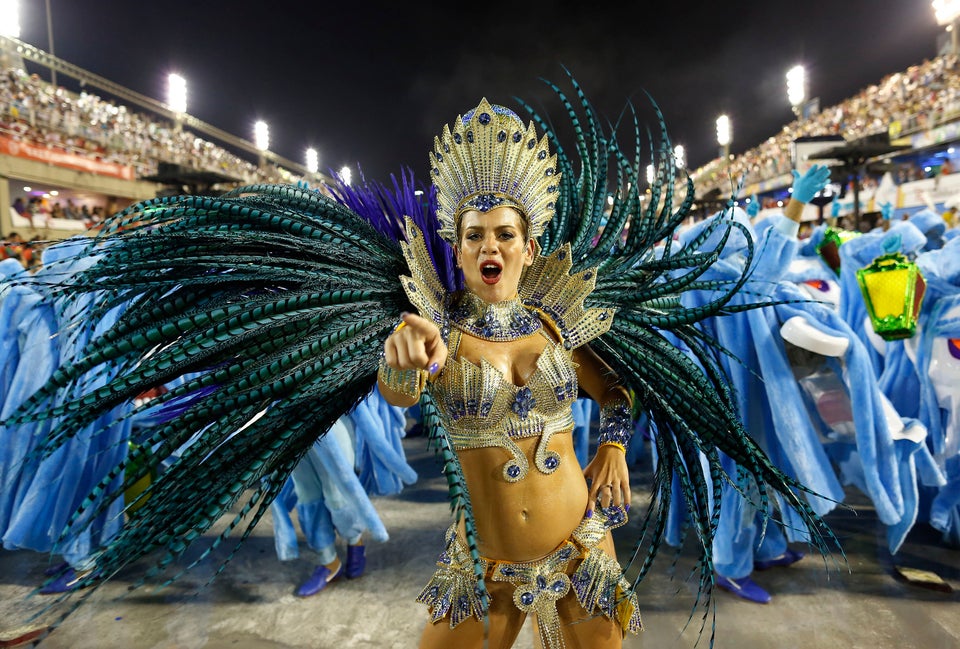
597,399,632,453
377,354,427,399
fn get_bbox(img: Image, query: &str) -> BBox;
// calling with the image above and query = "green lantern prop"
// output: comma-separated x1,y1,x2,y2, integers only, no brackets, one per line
856,252,926,340
816,227,861,276
124,441,156,514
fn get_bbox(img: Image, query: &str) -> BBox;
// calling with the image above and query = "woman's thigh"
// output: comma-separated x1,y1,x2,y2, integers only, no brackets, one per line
419,580,527,649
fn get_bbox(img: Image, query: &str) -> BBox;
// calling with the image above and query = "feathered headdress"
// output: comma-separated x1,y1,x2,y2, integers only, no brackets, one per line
431,98,560,243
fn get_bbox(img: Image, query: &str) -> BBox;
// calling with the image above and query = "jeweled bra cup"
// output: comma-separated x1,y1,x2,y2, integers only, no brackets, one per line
430,326,577,482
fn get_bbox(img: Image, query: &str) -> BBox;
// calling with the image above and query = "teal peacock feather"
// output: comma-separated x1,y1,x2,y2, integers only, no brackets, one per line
5,182,425,624
516,73,842,639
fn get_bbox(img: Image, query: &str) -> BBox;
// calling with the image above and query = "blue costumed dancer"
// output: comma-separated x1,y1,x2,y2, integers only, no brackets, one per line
271,389,416,596
914,237,960,545
2,240,133,592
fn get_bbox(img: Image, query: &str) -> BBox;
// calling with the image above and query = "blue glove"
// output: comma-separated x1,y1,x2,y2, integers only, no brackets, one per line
746,194,760,217
791,164,831,203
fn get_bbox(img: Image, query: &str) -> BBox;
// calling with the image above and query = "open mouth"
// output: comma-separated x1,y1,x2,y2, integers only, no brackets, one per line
480,261,502,284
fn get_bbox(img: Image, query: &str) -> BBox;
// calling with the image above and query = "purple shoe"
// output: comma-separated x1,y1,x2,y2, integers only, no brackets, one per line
295,563,342,597
716,575,771,604
39,568,99,595
43,561,69,577
754,548,805,571
345,545,366,579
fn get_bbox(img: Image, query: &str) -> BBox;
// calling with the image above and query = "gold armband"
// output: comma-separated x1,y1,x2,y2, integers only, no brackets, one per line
378,355,427,399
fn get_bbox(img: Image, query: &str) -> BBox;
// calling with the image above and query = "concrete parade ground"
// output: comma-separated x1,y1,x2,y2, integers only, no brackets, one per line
0,435,957,649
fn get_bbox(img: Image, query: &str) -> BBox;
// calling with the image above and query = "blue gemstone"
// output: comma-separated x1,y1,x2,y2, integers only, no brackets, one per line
498,130,506,142
433,168,439,175
545,168,554,176
552,580,565,592
513,131,522,143
599,312,608,320
478,112,491,125
435,151,443,162
467,131,474,143
408,281,418,291
458,595,469,610
547,202,555,209
558,547,572,559
506,464,521,478
501,566,516,576
454,133,462,144
444,143,450,153
583,272,592,281
520,592,535,606
536,575,547,589
537,150,546,160
547,185,557,193
527,139,536,149
544,456,559,470
558,250,566,260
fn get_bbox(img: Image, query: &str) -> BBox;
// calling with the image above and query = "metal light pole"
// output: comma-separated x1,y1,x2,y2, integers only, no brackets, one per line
933,0,960,54
44,0,55,86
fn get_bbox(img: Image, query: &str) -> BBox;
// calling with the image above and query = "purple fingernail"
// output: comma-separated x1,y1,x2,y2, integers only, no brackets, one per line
625,504,631,512
429,362,439,374
585,509,593,518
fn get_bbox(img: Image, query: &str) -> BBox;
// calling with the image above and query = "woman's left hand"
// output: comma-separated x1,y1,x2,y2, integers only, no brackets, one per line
583,445,631,517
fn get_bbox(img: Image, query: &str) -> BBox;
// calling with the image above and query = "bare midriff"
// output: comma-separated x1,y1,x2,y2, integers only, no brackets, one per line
456,432,588,561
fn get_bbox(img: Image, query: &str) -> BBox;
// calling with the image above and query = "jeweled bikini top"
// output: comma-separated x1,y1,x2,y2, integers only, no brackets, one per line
399,218,616,482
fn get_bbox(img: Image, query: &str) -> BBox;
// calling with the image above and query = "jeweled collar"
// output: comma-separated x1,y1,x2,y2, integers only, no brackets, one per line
449,291,542,341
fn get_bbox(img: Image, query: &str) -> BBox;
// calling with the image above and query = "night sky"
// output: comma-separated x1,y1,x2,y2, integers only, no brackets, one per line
14,1,947,182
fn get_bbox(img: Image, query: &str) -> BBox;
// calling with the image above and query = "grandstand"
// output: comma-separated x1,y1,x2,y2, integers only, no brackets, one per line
0,35,323,244
690,53,960,230
1,34,958,247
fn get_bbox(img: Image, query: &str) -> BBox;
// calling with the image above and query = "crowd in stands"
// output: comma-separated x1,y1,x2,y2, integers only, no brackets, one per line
691,54,960,197
0,67,299,187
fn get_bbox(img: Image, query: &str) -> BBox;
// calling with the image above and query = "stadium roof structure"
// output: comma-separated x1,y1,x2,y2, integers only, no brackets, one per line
144,162,242,196
809,133,912,217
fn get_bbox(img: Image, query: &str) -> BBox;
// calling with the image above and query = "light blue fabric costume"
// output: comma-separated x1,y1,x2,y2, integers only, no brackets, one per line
270,389,416,564
0,263,51,539
837,221,927,418
2,240,132,568
913,238,960,544
676,209,842,577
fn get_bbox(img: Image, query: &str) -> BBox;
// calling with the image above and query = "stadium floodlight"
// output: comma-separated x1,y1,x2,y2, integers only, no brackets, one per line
716,115,731,147
674,144,686,169
254,120,269,152
167,73,187,114
786,65,806,111
0,0,20,38
340,166,352,186
305,147,318,174
933,0,960,25
716,114,732,159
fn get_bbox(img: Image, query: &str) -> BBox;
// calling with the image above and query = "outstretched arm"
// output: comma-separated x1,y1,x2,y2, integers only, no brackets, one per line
785,164,831,223
574,344,633,516
378,312,447,407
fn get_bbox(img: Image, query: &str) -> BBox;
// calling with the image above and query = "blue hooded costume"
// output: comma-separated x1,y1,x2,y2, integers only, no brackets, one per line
270,388,416,564
2,239,133,569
